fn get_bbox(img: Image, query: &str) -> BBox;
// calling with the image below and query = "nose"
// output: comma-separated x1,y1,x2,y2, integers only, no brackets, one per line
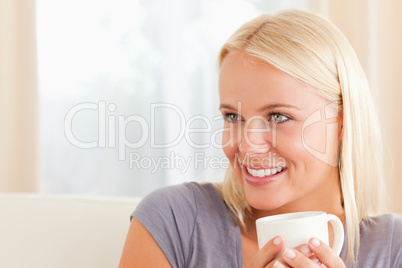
239,116,273,155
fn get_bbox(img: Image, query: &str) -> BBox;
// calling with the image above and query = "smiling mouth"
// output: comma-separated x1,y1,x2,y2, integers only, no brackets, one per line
246,166,285,177
243,165,287,186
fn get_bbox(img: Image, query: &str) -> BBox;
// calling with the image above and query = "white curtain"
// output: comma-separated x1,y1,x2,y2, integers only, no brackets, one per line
0,0,39,192
36,0,308,197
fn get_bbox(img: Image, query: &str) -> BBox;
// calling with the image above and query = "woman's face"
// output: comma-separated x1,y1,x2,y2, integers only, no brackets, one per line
219,52,342,214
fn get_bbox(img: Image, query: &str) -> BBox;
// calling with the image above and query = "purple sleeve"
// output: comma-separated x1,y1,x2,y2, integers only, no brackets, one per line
131,183,197,268
130,182,244,268
390,215,402,267
355,214,402,267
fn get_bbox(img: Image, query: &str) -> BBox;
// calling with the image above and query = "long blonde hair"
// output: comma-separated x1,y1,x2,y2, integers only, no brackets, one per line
217,9,384,266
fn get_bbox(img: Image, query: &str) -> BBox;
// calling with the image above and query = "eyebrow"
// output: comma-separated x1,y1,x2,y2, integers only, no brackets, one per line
219,103,301,112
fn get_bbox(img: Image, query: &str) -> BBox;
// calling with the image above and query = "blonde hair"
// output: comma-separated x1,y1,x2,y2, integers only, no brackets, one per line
217,9,384,266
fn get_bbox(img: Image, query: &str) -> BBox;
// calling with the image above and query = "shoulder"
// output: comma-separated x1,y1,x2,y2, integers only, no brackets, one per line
135,182,197,209
360,213,402,237
132,182,221,218
130,182,223,267
130,182,242,267
370,214,402,253
358,214,402,267
132,182,219,226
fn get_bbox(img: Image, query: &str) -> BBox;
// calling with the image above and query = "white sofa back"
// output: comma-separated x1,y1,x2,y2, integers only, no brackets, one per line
0,193,140,268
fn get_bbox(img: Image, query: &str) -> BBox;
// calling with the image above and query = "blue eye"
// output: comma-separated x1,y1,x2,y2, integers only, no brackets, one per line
271,113,290,123
222,112,290,124
223,113,240,123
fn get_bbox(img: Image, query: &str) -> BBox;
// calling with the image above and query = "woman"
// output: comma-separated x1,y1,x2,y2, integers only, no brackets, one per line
119,9,402,268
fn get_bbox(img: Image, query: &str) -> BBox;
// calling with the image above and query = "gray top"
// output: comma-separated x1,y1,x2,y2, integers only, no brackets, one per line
131,182,402,268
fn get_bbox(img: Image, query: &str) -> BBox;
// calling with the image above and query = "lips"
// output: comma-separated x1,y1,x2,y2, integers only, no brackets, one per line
243,165,286,186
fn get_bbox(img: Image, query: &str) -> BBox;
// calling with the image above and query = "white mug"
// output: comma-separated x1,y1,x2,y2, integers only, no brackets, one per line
256,211,344,255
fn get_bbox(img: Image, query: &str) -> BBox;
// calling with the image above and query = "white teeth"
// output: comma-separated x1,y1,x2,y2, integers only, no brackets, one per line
247,166,285,177
249,168,258,177
257,169,265,177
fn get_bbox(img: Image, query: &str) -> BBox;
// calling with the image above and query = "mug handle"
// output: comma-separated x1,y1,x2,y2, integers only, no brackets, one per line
326,214,344,255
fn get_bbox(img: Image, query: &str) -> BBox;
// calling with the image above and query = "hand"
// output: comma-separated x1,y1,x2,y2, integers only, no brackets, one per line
248,236,318,268
249,235,285,267
275,237,346,268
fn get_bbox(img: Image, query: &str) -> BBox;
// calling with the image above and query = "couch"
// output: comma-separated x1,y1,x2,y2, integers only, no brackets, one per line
0,193,140,268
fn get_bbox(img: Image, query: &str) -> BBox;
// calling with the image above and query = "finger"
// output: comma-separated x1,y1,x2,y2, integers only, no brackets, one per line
281,247,320,267
272,260,291,268
308,237,345,268
294,244,323,265
253,236,285,267
293,243,314,258
309,256,322,266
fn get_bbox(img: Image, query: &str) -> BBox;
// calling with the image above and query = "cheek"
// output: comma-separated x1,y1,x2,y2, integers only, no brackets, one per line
275,126,304,156
275,124,330,170
300,121,339,167
303,122,326,153
222,124,241,163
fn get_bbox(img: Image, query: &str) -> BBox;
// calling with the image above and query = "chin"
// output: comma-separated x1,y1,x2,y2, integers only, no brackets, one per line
243,188,285,212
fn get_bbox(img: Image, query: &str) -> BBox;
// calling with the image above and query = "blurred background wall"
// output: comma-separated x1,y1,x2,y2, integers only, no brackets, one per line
317,0,402,214
0,0,401,214
0,0,39,192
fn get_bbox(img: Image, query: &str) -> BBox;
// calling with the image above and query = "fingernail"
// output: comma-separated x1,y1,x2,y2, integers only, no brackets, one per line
300,244,310,254
311,257,319,263
311,238,320,247
284,248,296,259
273,236,282,246
273,261,286,268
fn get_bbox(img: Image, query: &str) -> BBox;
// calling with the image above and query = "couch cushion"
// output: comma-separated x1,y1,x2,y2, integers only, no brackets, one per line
0,194,140,268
